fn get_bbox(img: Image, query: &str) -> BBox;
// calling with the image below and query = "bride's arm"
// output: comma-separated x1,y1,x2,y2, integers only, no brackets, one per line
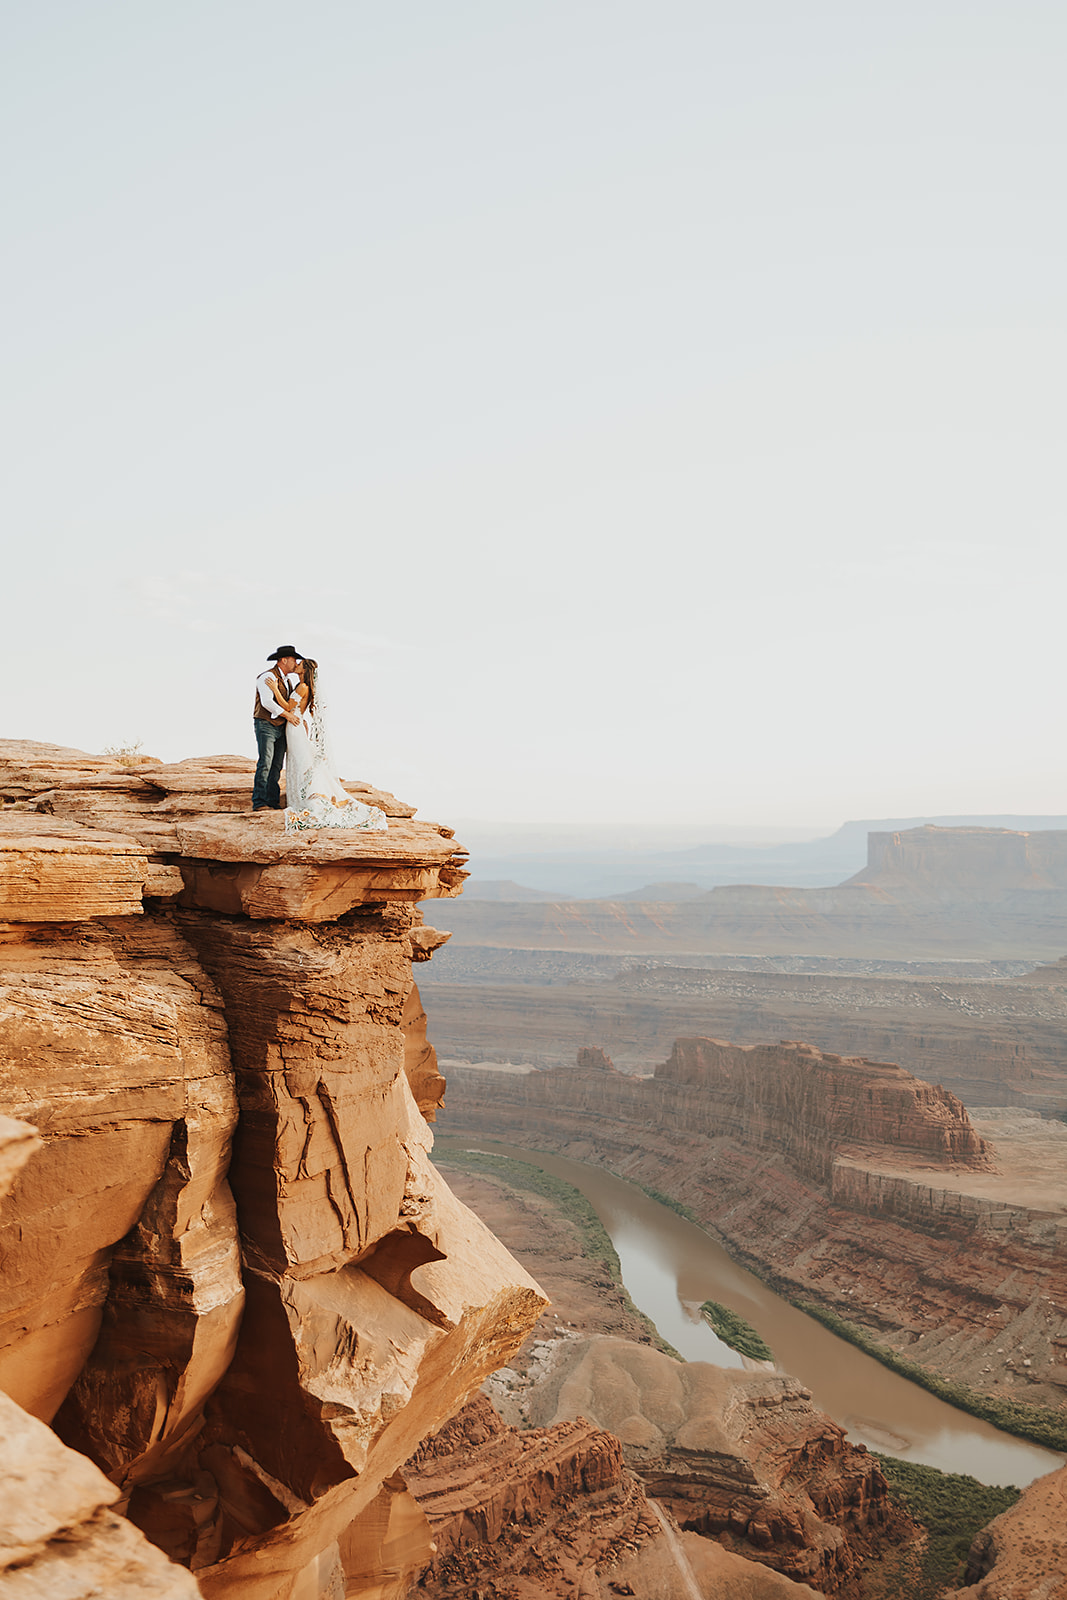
268,671,300,726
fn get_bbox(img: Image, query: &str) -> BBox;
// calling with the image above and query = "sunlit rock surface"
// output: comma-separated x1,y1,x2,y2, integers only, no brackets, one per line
0,740,546,1598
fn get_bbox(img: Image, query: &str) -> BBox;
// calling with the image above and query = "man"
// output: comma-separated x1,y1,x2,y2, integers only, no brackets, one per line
252,645,303,811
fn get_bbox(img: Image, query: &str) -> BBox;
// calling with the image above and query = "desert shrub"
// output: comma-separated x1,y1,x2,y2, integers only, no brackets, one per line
102,738,145,766
875,1454,1019,1594
637,1184,698,1222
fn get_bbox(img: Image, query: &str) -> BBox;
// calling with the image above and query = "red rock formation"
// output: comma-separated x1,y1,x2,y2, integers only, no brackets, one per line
0,1112,203,1596
0,740,546,1598
405,1392,663,1599
521,1336,911,1596
420,957,1067,1117
656,1038,991,1182
400,1387,833,1599
403,977,449,1121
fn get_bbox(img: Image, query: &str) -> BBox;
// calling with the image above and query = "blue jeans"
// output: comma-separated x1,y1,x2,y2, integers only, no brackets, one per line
253,719,287,809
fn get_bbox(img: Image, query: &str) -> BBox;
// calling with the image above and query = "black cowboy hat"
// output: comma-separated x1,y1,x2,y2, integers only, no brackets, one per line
267,644,304,660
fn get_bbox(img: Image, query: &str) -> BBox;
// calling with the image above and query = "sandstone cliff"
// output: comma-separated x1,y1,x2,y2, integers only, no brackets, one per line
0,1114,203,1596
405,1391,661,1599
0,741,547,1598
406,1393,826,1600
419,957,1067,1119
650,1038,991,1185
849,825,1067,896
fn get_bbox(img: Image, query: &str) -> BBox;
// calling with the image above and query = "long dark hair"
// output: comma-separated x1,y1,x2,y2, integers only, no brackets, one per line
300,658,317,716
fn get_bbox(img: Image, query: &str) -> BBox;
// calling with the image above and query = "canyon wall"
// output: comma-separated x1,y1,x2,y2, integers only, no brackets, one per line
421,824,1067,1118
648,1038,991,1185
519,1333,909,1595
851,826,1067,896
0,741,547,1598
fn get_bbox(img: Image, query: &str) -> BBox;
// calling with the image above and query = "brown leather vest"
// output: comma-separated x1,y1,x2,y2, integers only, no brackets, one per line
254,669,290,727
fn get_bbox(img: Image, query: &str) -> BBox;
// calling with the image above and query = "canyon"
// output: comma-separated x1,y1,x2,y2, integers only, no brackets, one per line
429,1158,924,1598
439,1043,1067,1418
437,1048,1067,1595
421,953,1067,1116
420,826,1067,1120
0,740,915,1600
1,741,1063,1599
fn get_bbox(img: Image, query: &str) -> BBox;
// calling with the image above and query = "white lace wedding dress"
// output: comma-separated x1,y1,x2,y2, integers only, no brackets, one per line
283,678,388,834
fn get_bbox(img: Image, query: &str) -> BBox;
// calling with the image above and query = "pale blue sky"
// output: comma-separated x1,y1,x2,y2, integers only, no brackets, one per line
5,2,1065,825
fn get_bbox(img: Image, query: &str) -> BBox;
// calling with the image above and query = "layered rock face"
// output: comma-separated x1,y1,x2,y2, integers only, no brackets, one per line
404,1391,661,1599
420,948,1067,1116
652,1038,991,1184
0,741,546,1598
851,825,1067,896
441,1045,1067,1406
406,1392,830,1599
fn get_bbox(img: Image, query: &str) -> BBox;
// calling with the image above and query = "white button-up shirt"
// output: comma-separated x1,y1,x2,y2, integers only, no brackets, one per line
256,667,292,718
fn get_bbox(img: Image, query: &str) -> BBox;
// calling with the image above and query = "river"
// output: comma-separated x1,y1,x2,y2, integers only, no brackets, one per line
436,1136,1064,1488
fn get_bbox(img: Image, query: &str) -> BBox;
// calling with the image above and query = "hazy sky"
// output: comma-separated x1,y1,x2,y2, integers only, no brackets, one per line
5,3,1065,827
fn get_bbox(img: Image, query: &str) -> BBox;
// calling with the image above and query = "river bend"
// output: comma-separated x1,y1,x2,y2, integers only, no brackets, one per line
437,1137,1064,1488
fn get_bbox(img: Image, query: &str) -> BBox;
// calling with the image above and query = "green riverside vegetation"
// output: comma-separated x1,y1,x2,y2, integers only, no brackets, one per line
796,1301,1067,1452
431,1148,683,1360
699,1300,774,1362
874,1455,1019,1596
636,1184,698,1223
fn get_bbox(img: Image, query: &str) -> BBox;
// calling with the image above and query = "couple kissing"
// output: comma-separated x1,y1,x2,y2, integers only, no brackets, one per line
252,645,387,833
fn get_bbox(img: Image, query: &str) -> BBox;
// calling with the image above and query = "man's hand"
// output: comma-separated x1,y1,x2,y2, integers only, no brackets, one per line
286,712,300,726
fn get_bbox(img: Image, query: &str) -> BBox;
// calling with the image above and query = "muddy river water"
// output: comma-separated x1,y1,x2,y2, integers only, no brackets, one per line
438,1137,1064,1487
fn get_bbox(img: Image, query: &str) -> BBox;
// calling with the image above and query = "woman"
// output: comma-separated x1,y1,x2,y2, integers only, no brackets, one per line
282,658,388,833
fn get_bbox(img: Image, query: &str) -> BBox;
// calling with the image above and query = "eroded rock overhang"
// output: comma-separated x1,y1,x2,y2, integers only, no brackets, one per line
0,741,470,922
